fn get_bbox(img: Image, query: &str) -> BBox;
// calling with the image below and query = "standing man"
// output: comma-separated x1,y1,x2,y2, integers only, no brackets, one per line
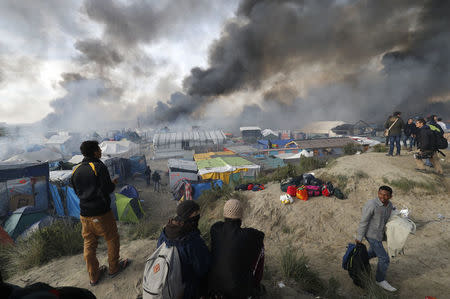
414,118,443,175
403,118,416,151
72,141,129,286
384,111,404,156
356,186,396,292
144,165,151,186
152,170,161,192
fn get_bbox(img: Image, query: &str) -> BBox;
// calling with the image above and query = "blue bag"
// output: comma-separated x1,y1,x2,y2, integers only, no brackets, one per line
342,243,356,270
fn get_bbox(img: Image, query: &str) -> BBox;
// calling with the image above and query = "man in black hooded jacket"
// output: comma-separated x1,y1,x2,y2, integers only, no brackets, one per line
72,141,129,286
414,119,443,175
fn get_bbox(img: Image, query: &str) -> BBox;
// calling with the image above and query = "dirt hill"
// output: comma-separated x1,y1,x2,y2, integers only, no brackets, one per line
7,151,450,298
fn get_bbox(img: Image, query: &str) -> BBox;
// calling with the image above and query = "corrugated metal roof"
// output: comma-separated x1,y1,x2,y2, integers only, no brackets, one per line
153,130,226,146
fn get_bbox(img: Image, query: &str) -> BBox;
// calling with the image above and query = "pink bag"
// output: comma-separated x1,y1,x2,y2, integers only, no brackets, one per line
306,185,321,197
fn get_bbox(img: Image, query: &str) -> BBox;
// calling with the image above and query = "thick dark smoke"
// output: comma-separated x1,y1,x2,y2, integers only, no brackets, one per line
154,0,450,126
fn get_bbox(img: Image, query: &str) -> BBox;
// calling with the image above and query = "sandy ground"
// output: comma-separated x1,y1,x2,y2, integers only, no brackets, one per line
242,151,450,298
7,150,450,298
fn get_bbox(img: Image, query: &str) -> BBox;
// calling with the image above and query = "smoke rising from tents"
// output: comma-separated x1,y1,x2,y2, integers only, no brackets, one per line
152,0,450,126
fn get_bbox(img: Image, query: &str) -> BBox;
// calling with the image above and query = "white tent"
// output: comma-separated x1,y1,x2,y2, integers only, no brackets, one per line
3,148,63,163
99,139,138,157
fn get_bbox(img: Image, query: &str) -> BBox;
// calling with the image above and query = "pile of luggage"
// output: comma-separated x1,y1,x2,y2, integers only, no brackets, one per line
234,183,265,192
279,173,345,204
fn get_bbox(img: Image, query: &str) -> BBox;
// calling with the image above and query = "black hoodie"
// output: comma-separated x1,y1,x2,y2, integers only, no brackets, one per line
71,157,115,217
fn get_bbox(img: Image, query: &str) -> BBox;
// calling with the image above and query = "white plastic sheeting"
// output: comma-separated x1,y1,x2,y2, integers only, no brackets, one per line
153,130,226,150
100,140,139,157
3,148,63,163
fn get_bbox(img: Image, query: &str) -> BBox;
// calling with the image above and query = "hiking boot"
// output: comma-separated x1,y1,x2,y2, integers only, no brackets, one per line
376,280,397,292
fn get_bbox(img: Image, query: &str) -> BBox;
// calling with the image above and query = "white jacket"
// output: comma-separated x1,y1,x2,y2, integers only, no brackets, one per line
386,214,416,257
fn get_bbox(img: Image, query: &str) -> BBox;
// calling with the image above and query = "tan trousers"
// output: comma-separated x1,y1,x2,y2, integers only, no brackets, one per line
80,210,120,281
415,152,443,174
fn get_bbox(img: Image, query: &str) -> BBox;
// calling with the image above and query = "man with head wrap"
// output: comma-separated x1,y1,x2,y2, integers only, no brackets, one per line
157,200,210,299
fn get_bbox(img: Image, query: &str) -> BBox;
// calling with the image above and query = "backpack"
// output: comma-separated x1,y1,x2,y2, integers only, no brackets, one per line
334,188,346,200
346,243,371,288
429,124,448,150
342,243,356,270
143,242,184,299
296,186,308,201
305,185,321,197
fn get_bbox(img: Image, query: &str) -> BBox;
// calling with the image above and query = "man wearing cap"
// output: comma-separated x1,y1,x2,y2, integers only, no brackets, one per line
157,201,210,299
208,199,265,299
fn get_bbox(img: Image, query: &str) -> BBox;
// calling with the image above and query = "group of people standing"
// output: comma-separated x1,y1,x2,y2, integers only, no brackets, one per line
70,140,264,299
384,112,446,175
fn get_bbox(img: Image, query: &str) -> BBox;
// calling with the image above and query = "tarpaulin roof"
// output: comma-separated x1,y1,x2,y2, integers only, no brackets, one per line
196,156,259,176
100,139,137,156
3,148,63,164
194,151,235,161
168,159,198,171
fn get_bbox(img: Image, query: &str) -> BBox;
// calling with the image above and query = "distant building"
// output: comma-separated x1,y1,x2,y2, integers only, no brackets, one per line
240,126,262,143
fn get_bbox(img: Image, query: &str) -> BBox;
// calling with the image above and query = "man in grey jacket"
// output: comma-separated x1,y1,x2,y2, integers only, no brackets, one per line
355,186,396,292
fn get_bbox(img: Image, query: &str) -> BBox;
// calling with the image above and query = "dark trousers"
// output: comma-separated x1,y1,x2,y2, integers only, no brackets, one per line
153,181,160,192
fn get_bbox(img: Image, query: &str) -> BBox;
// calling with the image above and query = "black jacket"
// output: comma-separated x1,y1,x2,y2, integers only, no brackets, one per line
404,123,417,137
416,125,435,151
208,219,264,299
71,157,115,217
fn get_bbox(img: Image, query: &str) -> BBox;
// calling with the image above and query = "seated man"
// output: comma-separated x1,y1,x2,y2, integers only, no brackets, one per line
209,199,265,299
157,201,210,299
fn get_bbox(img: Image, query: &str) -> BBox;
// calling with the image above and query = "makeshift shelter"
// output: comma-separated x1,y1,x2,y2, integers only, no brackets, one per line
4,206,48,240
261,129,278,140
257,139,297,149
196,156,260,184
45,134,79,155
0,162,49,218
240,127,262,143
128,155,147,176
19,215,55,239
168,159,198,188
3,148,63,165
100,139,139,158
191,180,224,200
112,193,144,223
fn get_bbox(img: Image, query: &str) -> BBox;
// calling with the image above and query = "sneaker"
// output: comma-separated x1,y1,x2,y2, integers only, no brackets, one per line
385,154,393,156
376,280,397,292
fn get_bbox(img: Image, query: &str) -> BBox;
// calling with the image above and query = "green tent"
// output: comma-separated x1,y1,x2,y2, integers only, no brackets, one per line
4,206,48,240
113,193,144,223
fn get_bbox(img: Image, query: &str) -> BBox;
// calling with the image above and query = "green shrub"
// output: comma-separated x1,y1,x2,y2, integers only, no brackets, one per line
355,170,369,180
129,219,162,240
298,157,326,173
1,221,83,279
343,143,360,155
281,248,324,295
383,177,437,193
372,144,388,152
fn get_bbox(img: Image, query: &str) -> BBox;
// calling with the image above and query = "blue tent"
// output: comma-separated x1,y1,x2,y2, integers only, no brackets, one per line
128,156,147,176
0,162,49,218
119,185,139,199
191,180,223,200
4,206,48,240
